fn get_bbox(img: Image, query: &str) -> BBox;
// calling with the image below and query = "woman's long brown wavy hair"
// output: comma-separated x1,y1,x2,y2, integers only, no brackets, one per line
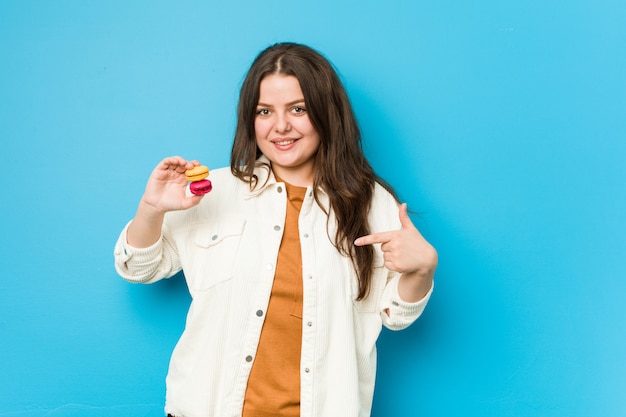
230,42,397,300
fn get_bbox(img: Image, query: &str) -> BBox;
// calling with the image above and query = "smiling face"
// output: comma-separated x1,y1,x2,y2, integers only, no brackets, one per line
254,74,321,186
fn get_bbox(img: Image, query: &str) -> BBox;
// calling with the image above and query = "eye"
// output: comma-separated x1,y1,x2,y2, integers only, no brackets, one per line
256,108,271,116
291,106,307,114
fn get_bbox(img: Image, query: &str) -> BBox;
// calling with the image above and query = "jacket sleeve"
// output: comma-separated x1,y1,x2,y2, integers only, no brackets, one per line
379,271,434,331
113,221,182,284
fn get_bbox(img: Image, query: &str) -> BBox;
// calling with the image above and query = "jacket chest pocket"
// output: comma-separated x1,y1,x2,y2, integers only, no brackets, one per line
188,218,246,291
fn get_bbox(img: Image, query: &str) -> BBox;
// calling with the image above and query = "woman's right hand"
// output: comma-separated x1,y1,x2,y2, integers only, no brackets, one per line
140,156,205,214
126,157,205,248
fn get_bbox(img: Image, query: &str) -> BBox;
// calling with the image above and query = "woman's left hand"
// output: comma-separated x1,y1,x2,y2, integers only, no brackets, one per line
354,203,437,301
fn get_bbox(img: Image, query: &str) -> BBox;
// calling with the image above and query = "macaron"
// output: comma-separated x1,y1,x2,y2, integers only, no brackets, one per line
189,179,213,195
185,165,209,182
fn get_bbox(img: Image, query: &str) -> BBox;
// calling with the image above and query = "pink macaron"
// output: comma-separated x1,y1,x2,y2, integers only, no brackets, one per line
189,179,213,195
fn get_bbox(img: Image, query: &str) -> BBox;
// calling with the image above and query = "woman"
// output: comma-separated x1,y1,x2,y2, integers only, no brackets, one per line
114,42,437,417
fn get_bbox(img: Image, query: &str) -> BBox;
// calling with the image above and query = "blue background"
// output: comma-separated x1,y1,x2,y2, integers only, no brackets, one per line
1,1,625,416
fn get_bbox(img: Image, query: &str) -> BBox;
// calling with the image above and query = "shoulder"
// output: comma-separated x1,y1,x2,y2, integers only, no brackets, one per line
372,182,399,210
208,165,237,182
164,166,244,227
369,182,401,231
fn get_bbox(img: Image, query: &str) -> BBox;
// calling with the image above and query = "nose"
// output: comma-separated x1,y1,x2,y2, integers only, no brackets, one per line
274,113,291,133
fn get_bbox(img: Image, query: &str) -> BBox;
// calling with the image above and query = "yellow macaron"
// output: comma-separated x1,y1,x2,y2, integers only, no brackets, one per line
185,165,209,182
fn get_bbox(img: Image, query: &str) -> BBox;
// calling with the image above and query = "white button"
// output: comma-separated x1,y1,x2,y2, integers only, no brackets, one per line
274,225,281,231
277,186,283,193
307,322,312,327
246,355,253,362
303,233,309,238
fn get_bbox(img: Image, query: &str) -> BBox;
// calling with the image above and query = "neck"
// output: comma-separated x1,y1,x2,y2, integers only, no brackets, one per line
271,164,314,187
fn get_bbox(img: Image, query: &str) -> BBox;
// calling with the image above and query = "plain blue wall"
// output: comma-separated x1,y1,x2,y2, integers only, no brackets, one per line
1,1,625,416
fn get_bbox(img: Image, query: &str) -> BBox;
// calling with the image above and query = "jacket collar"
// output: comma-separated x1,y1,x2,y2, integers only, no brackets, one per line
243,156,276,199
242,155,328,200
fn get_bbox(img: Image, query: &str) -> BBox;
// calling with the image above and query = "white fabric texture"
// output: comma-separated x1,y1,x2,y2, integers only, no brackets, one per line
114,160,432,417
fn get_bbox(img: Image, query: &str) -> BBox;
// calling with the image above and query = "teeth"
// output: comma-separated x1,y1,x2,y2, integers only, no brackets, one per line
275,140,295,145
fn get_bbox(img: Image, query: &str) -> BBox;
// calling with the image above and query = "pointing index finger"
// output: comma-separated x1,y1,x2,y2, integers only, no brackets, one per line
354,231,394,246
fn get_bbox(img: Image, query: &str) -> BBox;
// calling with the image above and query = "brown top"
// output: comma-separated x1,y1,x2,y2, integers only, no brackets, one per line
242,181,307,417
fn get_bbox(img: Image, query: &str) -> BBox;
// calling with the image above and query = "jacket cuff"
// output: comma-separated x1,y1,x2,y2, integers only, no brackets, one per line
113,222,164,283
380,275,433,330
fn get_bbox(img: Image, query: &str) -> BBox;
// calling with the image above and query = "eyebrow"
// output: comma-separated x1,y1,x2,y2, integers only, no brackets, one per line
256,99,305,107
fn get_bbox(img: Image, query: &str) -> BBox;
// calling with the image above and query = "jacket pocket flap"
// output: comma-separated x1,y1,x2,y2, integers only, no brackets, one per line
195,218,246,248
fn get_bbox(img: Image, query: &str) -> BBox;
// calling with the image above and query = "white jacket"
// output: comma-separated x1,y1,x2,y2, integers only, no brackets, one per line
114,159,432,417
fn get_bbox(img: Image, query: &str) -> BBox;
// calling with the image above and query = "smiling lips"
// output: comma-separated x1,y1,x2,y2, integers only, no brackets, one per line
272,138,298,148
